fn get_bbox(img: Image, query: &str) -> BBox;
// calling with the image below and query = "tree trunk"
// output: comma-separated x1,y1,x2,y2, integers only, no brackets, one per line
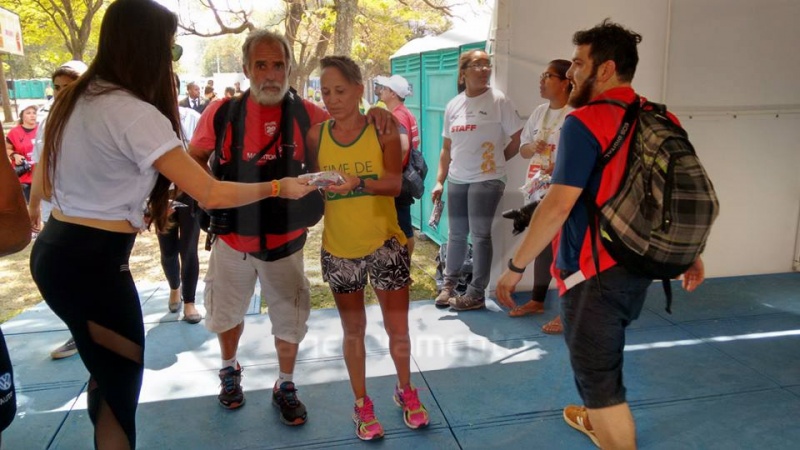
333,0,358,56
0,60,13,123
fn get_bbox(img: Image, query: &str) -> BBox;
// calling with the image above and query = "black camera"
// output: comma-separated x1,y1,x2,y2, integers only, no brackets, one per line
14,159,31,177
207,209,232,235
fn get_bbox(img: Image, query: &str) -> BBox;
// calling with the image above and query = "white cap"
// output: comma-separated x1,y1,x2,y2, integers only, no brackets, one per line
59,60,88,75
374,74,411,99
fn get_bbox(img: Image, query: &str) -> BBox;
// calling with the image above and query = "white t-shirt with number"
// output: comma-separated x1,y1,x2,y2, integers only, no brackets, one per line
442,88,523,183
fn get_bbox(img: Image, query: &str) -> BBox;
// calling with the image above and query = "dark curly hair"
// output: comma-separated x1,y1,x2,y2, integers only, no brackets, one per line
572,18,642,83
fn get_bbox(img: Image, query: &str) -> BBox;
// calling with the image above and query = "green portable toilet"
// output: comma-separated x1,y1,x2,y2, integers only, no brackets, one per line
390,54,423,228
390,40,486,245
29,79,46,99
16,80,32,99
6,80,16,100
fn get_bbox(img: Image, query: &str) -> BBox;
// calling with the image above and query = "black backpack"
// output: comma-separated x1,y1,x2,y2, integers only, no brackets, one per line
587,97,719,312
199,89,324,254
400,144,428,201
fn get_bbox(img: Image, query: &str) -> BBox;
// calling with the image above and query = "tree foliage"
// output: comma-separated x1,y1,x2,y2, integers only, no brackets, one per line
176,0,453,92
9,0,107,71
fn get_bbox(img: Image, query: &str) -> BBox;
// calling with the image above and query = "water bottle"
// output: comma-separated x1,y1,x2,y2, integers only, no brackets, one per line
428,199,444,229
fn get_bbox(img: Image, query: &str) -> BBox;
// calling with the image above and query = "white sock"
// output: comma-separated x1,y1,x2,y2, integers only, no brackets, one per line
222,357,238,370
276,371,293,387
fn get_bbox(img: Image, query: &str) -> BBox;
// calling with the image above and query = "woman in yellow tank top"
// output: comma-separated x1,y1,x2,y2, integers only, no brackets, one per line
305,56,430,441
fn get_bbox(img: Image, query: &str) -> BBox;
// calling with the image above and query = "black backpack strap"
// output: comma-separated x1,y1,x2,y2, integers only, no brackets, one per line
582,96,640,296
588,96,640,169
211,93,248,178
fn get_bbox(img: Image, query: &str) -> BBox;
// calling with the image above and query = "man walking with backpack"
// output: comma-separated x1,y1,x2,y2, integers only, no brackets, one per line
496,20,709,449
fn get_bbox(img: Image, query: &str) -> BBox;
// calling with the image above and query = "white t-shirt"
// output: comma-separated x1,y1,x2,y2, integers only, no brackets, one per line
51,82,182,229
178,106,201,144
520,102,573,177
442,88,523,183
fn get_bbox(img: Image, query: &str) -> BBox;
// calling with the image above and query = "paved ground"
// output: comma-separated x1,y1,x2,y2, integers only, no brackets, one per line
2,272,800,449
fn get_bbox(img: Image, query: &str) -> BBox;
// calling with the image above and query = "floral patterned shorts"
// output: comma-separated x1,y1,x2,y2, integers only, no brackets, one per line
321,238,410,294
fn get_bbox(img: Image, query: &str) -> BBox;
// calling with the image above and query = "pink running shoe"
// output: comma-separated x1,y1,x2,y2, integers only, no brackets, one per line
353,396,384,440
393,384,430,429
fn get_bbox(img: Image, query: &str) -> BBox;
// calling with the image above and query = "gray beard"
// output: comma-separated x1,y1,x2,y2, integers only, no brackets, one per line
252,82,289,106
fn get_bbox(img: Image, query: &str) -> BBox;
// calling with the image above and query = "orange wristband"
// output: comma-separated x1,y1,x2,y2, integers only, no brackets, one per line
271,180,281,197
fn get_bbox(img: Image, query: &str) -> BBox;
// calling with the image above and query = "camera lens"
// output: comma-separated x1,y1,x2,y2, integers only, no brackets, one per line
208,210,231,235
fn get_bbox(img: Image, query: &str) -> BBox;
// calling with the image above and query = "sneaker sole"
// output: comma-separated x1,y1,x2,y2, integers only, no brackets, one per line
50,350,78,360
219,397,245,410
393,395,429,429
449,303,486,311
272,399,307,426
353,420,384,441
563,409,600,448
434,300,451,308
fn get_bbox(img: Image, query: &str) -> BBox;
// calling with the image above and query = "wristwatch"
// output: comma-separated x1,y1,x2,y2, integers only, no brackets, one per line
354,178,366,192
507,258,526,274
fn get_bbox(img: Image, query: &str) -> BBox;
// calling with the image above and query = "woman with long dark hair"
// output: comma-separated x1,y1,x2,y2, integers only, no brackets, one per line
29,1,315,448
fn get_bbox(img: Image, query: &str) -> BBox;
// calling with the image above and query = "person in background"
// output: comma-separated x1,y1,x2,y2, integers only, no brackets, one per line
157,74,204,323
5,104,38,202
431,49,524,311
224,86,235,99
45,84,54,101
307,55,429,441
374,74,420,257
495,20,706,449
29,2,316,447
29,59,88,360
204,85,217,102
233,81,242,96
178,81,207,113
0,126,30,449
506,59,573,335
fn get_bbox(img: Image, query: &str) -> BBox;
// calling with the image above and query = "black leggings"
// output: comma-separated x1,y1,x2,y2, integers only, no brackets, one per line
30,217,141,449
157,196,200,303
531,243,554,303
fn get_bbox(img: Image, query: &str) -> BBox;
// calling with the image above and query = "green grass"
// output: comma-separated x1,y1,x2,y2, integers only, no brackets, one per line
0,221,440,323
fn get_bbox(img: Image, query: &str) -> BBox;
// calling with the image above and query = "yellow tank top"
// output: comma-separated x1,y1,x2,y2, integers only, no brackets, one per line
318,120,406,258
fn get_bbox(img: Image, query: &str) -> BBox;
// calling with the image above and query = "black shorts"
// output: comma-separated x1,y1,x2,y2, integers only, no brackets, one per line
561,265,651,409
395,204,414,238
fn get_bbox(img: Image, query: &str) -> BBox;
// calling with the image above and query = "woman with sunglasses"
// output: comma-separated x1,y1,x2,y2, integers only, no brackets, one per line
507,60,573,334
29,1,315,448
431,49,524,311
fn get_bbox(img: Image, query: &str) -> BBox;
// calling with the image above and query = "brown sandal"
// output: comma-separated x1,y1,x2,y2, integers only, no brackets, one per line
508,300,545,317
542,316,563,334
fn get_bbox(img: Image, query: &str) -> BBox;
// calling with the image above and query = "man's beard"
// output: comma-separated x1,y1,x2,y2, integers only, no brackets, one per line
568,66,599,108
252,80,289,106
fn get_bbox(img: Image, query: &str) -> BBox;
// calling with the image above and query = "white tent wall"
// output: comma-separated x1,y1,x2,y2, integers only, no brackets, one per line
486,0,800,293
